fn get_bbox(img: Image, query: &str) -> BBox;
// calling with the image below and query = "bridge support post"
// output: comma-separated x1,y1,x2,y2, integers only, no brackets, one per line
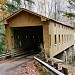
63,51,67,64
67,47,73,64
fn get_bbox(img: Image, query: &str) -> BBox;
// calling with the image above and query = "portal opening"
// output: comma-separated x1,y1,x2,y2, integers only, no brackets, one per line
12,26,43,55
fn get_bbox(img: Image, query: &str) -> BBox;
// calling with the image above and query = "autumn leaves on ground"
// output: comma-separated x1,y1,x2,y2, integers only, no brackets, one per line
18,61,51,75
0,58,51,75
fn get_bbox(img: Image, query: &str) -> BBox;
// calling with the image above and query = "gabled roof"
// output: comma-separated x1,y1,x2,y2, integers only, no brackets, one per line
2,8,74,29
3,8,49,21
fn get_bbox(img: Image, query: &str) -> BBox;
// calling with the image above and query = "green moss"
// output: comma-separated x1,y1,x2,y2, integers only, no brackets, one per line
39,71,51,75
71,0,75,2
71,61,75,66
65,12,75,17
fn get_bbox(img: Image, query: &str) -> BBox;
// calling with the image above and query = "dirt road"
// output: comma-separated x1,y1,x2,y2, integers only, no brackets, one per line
0,55,34,75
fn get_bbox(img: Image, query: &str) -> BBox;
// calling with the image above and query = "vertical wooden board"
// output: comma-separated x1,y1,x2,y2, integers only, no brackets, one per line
43,22,49,57
49,21,55,57
5,25,12,52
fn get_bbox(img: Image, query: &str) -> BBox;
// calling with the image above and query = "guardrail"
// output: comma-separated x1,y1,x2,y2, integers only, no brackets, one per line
0,53,11,59
34,56,65,75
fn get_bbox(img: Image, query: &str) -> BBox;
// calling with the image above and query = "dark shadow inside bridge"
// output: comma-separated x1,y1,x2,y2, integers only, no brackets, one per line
12,26,43,55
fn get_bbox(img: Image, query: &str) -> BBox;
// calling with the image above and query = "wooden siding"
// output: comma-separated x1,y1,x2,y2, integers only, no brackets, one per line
8,11,43,27
49,21,74,57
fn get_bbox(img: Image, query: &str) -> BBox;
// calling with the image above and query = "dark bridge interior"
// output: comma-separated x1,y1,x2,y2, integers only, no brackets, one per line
13,26,43,55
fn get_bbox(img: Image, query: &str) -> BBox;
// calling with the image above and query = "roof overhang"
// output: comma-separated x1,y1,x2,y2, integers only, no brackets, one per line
1,8,74,29
2,8,49,24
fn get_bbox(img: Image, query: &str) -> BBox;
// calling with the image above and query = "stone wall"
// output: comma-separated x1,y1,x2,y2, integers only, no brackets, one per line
55,45,74,64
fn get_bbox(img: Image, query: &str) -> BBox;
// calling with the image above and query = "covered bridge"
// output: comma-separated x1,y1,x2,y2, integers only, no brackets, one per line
3,8,74,58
